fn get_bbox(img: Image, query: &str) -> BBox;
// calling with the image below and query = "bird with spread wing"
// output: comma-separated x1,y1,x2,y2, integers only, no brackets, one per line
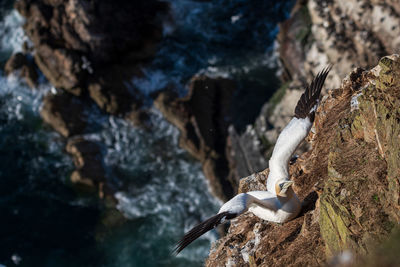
174,67,331,254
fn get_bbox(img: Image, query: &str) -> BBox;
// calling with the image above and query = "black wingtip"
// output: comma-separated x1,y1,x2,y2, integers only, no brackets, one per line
294,66,332,121
173,211,236,255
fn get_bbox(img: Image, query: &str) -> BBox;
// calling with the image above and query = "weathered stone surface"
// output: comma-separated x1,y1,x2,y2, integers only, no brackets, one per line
320,55,400,257
34,44,84,95
227,125,268,179
4,52,38,88
87,65,144,116
277,0,311,81
15,0,168,115
154,76,237,201
66,137,115,199
40,92,87,137
241,0,400,185
206,56,400,266
278,0,400,90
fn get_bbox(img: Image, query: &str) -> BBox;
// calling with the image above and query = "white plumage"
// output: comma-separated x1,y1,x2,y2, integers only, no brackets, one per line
266,116,312,193
174,67,331,254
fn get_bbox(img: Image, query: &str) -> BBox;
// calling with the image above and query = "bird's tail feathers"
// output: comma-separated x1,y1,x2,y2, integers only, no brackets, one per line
173,211,237,254
294,66,332,122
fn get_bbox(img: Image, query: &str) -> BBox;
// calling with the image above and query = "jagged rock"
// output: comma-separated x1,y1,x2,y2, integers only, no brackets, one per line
227,125,268,179
40,92,87,137
154,76,237,201
228,81,308,179
34,44,85,95
247,0,400,176
277,0,311,81
66,137,114,199
15,0,168,115
4,52,38,88
87,65,144,116
278,0,400,90
206,56,400,266
319,55,400,257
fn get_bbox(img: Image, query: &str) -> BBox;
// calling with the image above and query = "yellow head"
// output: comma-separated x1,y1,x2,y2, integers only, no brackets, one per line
275,180,294,197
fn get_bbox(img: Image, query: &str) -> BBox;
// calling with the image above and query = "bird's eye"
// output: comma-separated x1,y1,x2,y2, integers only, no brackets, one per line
279,183,284,189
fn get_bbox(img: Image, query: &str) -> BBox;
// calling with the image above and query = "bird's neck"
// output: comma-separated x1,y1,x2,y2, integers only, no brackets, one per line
277,187,295,201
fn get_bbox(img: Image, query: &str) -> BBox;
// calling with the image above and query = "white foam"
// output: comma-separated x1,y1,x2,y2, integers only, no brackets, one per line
0,10,27,54
11,254,21,265
231,14,242,24
76,108,220,260
0,74,51,120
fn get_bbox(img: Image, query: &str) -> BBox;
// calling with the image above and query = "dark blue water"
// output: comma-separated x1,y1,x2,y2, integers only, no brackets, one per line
0,1,294,266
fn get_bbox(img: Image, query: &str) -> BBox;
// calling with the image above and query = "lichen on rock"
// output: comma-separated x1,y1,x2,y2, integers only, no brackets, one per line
206,56,400,266
320,55,400,258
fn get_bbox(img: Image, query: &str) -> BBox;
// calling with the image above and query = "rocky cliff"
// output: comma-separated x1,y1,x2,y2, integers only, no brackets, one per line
4,0,169,198
206,55,400,266
154,76,237,201
183,0,400,202
241,0,400,163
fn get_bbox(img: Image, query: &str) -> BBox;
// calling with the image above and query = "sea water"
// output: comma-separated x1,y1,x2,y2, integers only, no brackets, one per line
0,1,294,266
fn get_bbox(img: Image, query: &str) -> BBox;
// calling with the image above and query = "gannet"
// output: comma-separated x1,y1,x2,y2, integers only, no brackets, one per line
174,67,331,254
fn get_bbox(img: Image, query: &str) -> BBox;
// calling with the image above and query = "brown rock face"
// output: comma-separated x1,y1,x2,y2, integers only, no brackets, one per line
277,0,311,81
34,44,84,95
15,0,168,114
87,65,144,116
40,92,87,137
154,76,237,201
66,137,115,199
14,0,169,201
206,56,400,266
250,0,400,170
278,0,400,89
4,52,38,88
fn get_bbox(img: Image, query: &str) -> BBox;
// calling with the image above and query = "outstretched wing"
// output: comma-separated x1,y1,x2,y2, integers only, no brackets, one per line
173,211,236,254
294,67,331,121
266,67,331,193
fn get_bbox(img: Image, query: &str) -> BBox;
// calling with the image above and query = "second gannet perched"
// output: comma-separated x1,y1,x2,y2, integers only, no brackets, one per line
174,67,331,254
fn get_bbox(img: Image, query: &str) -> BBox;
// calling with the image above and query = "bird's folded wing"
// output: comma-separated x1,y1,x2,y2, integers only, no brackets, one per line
247,191,279,211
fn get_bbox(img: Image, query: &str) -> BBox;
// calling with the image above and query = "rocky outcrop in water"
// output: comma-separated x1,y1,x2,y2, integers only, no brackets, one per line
4,52,38,88
40,92,88,137
155,76,237,201
15,0,168,117
66,137,115,200
206,55,400,266
12,0,169,198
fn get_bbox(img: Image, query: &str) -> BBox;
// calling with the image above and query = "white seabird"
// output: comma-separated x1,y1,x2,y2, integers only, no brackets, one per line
174,67,331,254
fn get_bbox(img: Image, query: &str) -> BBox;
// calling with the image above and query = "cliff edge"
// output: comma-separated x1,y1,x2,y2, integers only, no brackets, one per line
206,55,400,266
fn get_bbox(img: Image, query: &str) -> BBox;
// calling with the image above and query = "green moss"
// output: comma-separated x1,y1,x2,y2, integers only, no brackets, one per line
319,56,400,257
376,56,400,90
320,189,357,256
